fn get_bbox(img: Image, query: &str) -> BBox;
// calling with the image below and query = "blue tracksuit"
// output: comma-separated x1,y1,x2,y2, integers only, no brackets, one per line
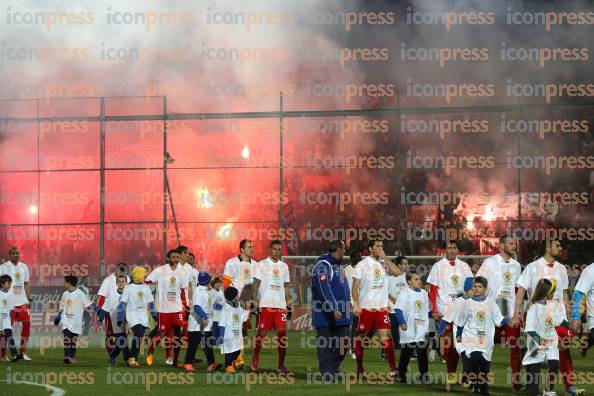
311,253,352,329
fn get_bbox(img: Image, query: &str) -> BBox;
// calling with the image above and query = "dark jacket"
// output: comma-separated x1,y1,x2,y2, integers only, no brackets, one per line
311,253,352,329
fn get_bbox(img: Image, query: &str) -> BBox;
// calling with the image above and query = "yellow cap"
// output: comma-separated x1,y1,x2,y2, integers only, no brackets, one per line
132,266,147,282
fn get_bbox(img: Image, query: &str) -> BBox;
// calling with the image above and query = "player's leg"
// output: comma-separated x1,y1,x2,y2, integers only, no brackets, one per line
225,350,241,373
184,331,199,369
14,305,31,357
3,329,20,360
547,359,560,394
443,324,459,389
315,326,334,381
504,324,523,390
461,351,471,387
201,331,219,370
172,324,183,366
525,363,541,396
129,325,145,367
332,325,350,377
354,309,372,376
62,329,72,361
377,310,397,375
398,342,412,383
416,341,430,384
109,332,124,364
104,314,114,355
251,308,270,370
275,309,288,372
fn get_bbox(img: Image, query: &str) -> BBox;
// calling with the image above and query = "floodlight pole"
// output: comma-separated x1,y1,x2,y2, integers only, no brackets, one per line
99,97,106,277
279,92,284,229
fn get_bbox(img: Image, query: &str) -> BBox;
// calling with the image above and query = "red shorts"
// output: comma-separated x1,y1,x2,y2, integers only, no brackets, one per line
357,309,390,333
257,308,287,331
13,304,30,322
158,312,184,332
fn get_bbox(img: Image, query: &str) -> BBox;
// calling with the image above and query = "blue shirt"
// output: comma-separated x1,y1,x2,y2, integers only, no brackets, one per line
311,253,352,329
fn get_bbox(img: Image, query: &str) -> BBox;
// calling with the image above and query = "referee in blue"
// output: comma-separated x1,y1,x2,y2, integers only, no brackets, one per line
311,240,352,383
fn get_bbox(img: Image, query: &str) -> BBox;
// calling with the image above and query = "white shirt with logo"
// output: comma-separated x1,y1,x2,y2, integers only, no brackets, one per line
353,256,389,310
210,288,224,322
575,263,594,329
120,283,154,328
477,254,522,317
455,297,504,361
189,285,213,332
427,257,473,317
224,256,257,295
388,274,407,311
396,287,430,344
517,257,569,318
523,301,563,365
60,288,92,334
0,261,30,306
0,289,15,330
146,264,189,313
103,288,125,333
218,301,249,354
98,273,131,297
254,257,290,309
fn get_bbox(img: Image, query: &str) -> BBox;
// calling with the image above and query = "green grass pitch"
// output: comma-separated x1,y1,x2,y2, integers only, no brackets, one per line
1,331,593,395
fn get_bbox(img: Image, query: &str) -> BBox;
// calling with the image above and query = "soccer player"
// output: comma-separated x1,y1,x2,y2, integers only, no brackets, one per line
105,274,128,365
523,278,566,396
97,262,129,355
351,239,402,378
476,235,523,391
250,240,291,373
395,271,431,384
451,276,508,394
210,277,224,343
571,261,594,355
427,241,473,389
184,271,222,372
512,240,584,396
0,247,32,360
177,245,197,298
145,249,189,366
53,275,103,364
0,274,22,362
117,266,156,368
217,286,249,373
223,239,258,338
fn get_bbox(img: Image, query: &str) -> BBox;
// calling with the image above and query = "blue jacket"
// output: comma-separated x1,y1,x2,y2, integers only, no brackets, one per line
311,253,352,329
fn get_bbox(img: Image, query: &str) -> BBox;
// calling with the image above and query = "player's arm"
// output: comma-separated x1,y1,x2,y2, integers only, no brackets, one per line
351,278,361,315
381,253,400,276
512,266,529,327
284,282,291,309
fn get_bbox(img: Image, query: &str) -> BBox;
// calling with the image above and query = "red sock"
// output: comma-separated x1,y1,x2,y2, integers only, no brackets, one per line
355,338,364,373
444,329,459,373
277,330,287,367
382,338,396,372
559,348,574,389
19,320,30,354
253,334,264,361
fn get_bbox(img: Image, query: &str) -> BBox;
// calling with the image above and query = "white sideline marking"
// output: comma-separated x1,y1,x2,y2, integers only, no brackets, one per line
0,378,66,395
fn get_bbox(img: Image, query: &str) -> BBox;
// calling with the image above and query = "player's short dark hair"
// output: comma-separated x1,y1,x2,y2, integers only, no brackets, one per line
166,249,178,258
405,271,420,282
474,276,488,288
395,256,408,265
189,252,195,258
444,240,459,249
270,239,282,248
65,275,78,286
0,274,12,286
116,274,128,282
328,240,344,253
8,246,18,253
176,245,189,254
499,234,514,244
210,276,222,287
240,239,252,250
540,239,560,255
349,248,363,265
367,239,382,249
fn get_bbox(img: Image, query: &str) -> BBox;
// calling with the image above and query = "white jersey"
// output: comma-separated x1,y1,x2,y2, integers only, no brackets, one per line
574,263,594,329
120,283,153,328
477,254,522,317
517,257,569,318
223,256,257,295
189,285,213,332
444,296,468,354
523,301,563,365
388,274,407,311
395,287,430,344
211,288,224,322
98,273,131,298
343,265,355,297
254,257,290,309
103,288,125,333
427,257,473,317
146,264,189,313
353,256,389,310
0,261,30,306
456,297,505,361
218,301,249,354
180,262,198,287
0,289,15,330
60,288,92,334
